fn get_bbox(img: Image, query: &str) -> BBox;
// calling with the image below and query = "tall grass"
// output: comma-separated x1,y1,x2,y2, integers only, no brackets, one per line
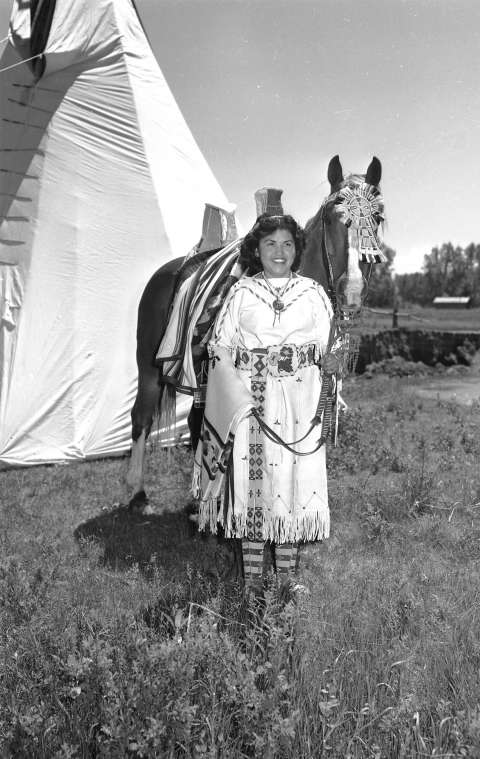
1,378,480,757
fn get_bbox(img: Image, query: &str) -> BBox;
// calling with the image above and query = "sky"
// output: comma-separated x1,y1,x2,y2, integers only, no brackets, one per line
1,0,479,273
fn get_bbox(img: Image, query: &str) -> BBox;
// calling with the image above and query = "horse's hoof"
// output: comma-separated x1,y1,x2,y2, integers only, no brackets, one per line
184,500,199,523
128,490,153,515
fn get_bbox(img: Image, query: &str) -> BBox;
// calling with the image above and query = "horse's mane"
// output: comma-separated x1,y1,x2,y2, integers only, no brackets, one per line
304,205,323,236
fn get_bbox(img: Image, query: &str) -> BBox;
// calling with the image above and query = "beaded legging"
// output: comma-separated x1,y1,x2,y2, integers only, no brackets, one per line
242,540,298,586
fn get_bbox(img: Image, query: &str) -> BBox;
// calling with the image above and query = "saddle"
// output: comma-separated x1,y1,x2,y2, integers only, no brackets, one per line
155,205,242,399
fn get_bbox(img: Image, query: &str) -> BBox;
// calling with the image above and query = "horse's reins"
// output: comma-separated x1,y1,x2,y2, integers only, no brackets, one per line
251,188,379,455
252,316,338,456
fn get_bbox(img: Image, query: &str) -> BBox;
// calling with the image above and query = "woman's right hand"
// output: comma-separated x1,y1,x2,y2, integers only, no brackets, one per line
320,353,341,375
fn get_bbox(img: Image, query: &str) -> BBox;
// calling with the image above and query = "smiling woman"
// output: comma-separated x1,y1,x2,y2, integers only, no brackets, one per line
193,207,336,599
258,229,296,278
237,213,306,323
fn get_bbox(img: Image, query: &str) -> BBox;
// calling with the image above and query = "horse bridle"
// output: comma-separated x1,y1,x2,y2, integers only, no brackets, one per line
320,181,385,315
254,182,385,454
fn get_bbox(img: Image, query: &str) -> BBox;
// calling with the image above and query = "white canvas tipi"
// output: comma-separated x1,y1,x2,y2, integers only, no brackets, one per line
0,0,231,465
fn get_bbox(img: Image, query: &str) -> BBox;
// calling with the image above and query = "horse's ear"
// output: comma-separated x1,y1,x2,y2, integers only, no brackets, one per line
327,155,343,191
365,156,382,186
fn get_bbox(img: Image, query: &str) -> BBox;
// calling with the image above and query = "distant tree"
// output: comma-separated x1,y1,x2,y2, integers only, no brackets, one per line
395,271,429,305
364,244,396,308
423,242,480,305
378,242,480,307
424,242,458,297
462,243,480,306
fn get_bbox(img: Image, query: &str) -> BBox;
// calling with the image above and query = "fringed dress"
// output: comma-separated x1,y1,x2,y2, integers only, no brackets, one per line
196,273,334,544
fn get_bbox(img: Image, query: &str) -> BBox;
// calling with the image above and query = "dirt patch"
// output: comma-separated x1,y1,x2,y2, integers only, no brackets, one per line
408,375,480,406
344,359,480,411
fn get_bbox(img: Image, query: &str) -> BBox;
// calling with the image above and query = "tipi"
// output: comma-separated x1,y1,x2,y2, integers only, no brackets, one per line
0,0,232,465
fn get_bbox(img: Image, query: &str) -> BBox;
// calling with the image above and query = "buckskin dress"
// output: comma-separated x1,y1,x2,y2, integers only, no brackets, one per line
197,272,334,544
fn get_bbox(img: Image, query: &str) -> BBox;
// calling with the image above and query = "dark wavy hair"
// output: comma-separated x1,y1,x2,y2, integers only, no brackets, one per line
238,214,306,275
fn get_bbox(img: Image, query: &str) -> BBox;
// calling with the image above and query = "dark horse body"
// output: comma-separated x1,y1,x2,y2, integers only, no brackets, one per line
126,155,383,506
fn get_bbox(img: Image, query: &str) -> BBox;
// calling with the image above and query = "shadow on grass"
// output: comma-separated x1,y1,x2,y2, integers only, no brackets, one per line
74,505,242,583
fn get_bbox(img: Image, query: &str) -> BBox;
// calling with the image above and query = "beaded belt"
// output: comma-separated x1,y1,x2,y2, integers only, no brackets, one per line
235,342,320,377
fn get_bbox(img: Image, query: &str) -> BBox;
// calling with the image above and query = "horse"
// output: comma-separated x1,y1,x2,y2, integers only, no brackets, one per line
126,154,384,510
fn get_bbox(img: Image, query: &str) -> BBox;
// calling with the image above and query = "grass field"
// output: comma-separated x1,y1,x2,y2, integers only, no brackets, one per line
1,371,480,757
360,306,480,334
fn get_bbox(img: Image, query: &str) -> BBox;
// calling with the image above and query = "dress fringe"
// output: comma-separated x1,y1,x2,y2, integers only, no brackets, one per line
198,497,222,533
205,500,329,543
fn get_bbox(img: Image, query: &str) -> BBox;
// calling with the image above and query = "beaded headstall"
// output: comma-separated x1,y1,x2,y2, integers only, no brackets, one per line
331,181,386,264
313,180,387,445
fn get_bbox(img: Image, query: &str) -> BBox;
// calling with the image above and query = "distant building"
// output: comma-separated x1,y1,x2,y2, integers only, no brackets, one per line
432,296,472,309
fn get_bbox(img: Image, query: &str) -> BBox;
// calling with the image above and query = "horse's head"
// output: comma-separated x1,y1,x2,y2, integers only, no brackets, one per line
303,155,385,313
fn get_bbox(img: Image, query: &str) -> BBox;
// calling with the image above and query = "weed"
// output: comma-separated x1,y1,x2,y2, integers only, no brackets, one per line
1,376,480,757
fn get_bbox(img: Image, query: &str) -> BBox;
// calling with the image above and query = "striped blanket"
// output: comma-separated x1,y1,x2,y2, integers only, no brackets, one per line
156,238,242,396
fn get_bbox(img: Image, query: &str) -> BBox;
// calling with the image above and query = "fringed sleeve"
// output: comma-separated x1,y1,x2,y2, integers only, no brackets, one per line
193,284,253,533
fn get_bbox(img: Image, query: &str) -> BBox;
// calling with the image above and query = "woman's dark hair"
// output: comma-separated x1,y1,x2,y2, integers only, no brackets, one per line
238,214,306,275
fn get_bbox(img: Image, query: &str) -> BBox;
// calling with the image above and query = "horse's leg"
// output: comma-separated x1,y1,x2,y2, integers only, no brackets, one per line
128,429,146,487
127,430,148,507
126,367,162,510
125,258,183,511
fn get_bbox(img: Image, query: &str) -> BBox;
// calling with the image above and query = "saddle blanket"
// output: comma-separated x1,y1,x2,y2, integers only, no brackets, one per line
156,238,242,394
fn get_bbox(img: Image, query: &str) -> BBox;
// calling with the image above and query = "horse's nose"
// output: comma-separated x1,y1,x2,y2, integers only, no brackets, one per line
343,289,363,314
336,267,366,314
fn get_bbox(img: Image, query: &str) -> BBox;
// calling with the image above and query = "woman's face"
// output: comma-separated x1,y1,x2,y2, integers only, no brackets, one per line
258,228,296,278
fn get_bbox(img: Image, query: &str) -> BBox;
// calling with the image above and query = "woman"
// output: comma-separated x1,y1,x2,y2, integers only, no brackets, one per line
194,213,336,594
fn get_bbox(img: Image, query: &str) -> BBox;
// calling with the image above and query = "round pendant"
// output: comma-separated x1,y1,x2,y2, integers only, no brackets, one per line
273,298,284,312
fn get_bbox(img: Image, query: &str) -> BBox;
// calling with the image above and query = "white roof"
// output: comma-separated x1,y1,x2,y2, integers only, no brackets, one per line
0,0,232,465
432,296,471,304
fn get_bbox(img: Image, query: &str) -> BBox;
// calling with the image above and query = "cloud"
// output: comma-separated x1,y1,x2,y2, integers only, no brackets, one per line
393,243,429,274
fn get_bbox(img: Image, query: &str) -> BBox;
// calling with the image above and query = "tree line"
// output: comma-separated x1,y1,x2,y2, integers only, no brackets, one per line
365,242,480,308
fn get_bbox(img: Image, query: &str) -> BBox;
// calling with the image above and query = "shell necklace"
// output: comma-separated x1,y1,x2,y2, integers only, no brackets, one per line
262,272,292,324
